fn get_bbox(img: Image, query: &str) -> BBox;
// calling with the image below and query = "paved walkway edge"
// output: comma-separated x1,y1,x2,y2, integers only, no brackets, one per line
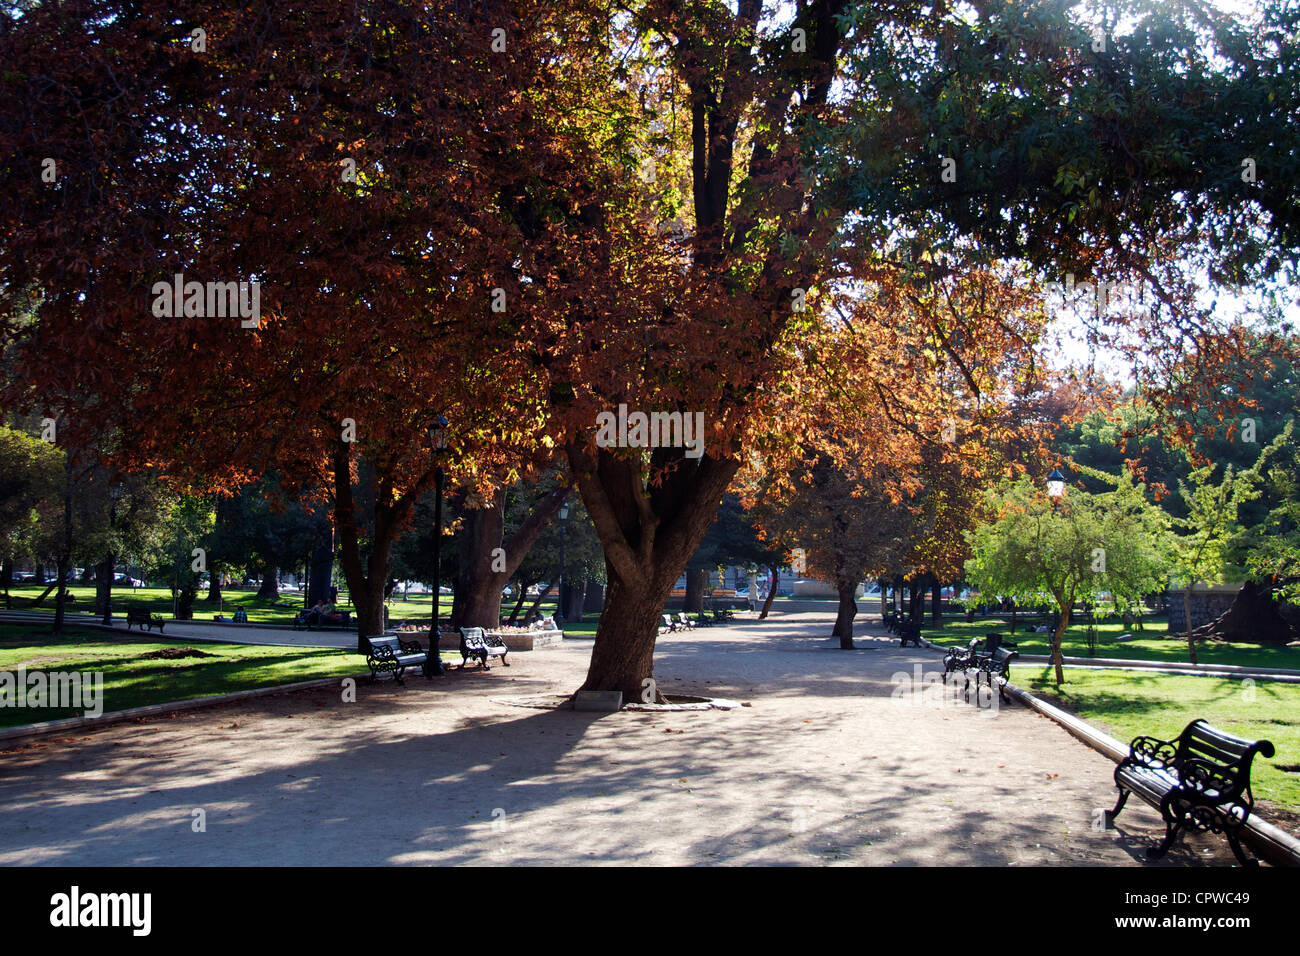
0,675,353,746
1000,678,1300,868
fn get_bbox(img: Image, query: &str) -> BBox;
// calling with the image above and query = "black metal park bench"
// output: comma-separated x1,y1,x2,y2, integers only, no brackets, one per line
458,626,509,669
1109,719,1275,866
125,604,166,633
941,633,1018,703
365,635,430,684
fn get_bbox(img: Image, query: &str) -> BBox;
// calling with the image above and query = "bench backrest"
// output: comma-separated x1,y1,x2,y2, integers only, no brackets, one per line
368,636,401,656
460,626,486,648
1173,720,1275,799
662,615,674,627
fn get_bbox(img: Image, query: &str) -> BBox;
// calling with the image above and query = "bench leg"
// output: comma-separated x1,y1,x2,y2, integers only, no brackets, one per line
1109,788,1130,822
1224,827,1259,867
501,652,509,667
1147,817,1183,860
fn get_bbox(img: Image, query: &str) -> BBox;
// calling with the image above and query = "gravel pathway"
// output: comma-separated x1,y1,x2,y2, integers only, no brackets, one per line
0,611,1238,866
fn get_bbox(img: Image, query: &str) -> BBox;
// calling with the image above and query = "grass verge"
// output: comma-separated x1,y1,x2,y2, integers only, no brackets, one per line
0,623,364,729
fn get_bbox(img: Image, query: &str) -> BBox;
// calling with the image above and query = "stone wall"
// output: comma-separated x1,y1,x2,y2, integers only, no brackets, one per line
1167,586,1240,632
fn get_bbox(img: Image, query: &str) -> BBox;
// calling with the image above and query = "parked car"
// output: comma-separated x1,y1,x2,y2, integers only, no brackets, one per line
114,574,145,588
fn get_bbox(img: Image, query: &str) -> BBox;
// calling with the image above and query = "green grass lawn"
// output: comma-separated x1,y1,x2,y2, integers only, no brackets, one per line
4,584,467,626
922,616,1300,671
0,623,366,728
1010,664,1300,812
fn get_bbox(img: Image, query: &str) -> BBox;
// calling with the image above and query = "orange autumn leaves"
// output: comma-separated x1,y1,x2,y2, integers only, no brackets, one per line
739,261,1058,585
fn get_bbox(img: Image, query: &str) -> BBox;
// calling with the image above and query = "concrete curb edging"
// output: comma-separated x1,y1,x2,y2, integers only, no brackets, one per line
0,675,357,746
1002,679,1300,868
914,634,1300,867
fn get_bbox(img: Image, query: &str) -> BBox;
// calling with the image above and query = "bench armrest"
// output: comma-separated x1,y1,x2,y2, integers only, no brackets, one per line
1125,734,1178,769
1176,756,1239,801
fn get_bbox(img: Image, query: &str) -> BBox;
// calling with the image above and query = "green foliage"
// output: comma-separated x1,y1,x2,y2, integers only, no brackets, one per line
0,424,63,564
1242,428,1300,600
965,472,1171,616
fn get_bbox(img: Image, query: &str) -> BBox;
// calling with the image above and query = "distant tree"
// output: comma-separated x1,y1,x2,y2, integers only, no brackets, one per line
0,424,63,593
966,472,1171,683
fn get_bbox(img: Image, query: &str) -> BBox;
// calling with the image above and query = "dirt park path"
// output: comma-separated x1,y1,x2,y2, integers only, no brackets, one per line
0,611,1239,866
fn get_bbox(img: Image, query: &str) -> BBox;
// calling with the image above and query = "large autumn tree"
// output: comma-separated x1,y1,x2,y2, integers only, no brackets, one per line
5,1,1300,696
0,0,619,648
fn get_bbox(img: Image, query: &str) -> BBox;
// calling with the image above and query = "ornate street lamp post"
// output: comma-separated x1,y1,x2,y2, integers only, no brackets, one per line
557,501,569,622
425,416,449,677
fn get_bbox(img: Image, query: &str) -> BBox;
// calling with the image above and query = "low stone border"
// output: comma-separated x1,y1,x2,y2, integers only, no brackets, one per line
1000,678,1300,868
623,697,742,712
0,674,356,746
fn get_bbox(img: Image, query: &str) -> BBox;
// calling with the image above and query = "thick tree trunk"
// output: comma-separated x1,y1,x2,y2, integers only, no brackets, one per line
580,571,674,701
205,561,223,606
1191,578,1299,644
454,485,569,630
759,565,778,619
455,491,506,629
53,468,72,634
832,581,856,649
563,579,588,622
96,556,114,623
256,565,279,600
684,567,706,613
306,521,334,607
931,579,942,626
333,440,412,654
567,441,738,699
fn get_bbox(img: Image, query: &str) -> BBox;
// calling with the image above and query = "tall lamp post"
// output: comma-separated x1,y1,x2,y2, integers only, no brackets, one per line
425,416,449,677
1046,467,1068,635
556,502,569,623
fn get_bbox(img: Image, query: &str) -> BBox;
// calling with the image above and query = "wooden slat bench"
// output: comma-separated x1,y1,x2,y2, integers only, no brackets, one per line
1109,719,1275,866
125,605,166,633
459,627,509,669
365,635,430,684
